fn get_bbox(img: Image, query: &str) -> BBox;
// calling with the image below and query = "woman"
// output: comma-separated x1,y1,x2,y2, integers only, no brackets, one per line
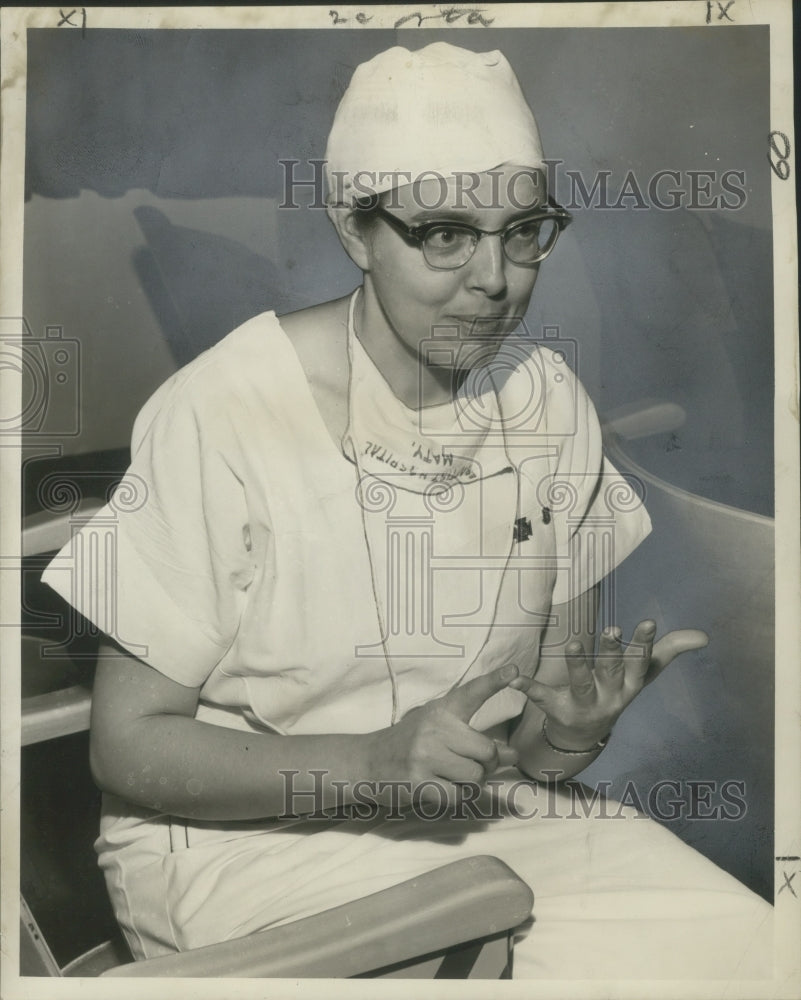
43,42,772,978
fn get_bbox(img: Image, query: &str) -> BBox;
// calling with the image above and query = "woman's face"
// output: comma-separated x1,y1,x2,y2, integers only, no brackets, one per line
357,165,546,402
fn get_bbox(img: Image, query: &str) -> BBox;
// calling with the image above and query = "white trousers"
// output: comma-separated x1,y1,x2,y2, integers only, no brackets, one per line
98,773,773,980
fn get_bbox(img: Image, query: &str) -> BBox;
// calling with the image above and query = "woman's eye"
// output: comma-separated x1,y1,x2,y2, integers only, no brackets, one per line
426,226,467,248
513,220,542,241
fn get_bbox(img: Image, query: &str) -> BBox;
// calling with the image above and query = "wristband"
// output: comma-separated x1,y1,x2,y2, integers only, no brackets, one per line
542,717,610,756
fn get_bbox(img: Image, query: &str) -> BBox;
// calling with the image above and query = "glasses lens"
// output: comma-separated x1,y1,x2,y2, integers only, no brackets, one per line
504,216,560,264
422,225,476,269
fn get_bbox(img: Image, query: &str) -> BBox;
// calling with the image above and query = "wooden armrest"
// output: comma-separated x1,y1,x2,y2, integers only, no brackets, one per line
104,855,533,979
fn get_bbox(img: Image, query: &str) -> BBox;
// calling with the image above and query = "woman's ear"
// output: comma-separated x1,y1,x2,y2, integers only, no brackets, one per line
326,204,372,271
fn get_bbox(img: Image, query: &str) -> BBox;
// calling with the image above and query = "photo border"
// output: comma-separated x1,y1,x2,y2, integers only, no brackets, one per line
1,4,798,999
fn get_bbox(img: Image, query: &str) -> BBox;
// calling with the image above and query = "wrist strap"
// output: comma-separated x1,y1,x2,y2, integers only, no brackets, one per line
542,717,610,756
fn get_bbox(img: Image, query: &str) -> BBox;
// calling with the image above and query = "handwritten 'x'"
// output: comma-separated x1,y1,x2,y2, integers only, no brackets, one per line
778,870,797,897
715,1,735,20
58,9,78,26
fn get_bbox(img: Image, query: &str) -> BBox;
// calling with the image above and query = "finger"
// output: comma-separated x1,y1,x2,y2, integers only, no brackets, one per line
624,620,657,683
507,674,559,711
564,641,597,702
651,629,709,669
627,619,658,653
440,663,519,722
445,727,501,769
644,629,709,684
432,749,486,786
494,741,519,769
445,731,518,774
594,626,626,689
415,777,481,813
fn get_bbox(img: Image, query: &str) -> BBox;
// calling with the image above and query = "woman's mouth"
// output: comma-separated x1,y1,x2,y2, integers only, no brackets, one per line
448,314,518,335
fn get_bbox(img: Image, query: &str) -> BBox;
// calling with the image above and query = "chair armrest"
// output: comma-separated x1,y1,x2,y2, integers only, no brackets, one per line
20,501,104,745
21,684,92,745
601,398,686,441
103,855,533,979
22,502,105,557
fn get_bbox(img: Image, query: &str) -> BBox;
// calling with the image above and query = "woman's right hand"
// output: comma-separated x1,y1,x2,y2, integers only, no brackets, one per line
365,663,521,806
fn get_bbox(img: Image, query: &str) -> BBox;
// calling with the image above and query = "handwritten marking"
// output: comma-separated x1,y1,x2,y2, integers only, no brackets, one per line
778,871,797,898
329,7,492,28
57,7,86,36
706,0,735,21
768,131,791,180
395,7,494,28
327,8,376,24
776,857,800,901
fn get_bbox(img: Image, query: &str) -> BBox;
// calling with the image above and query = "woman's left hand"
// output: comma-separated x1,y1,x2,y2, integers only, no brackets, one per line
509,621,708,750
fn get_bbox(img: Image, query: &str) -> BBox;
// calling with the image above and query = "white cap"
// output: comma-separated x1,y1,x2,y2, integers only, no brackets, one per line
325,42,545,205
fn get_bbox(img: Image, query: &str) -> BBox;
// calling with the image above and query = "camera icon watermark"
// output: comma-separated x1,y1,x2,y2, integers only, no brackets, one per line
0,318,81,438
418,320,579,443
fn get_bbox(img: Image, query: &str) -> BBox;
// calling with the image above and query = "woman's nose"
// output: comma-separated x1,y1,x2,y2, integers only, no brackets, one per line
465,234,508,297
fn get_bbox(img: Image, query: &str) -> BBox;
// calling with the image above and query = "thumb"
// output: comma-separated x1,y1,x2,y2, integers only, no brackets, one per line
649,629,709,676
441,664,519,722
494,741,519,768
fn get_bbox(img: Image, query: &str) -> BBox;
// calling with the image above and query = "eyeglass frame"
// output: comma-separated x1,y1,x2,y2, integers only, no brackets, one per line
364,196,573,270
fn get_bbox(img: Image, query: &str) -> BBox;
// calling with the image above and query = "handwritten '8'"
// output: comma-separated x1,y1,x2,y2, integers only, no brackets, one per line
768,131,791,180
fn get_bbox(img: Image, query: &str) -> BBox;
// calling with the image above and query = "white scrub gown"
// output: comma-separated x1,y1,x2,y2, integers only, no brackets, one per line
43,293,773,977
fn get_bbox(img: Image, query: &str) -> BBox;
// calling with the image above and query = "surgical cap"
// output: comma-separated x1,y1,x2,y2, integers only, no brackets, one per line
325,42,545,204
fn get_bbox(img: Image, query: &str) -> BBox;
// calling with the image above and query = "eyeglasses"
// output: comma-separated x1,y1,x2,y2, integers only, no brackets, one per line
370,197,572,270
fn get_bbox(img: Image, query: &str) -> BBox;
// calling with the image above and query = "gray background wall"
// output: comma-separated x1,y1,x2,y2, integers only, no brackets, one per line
23,26,772,514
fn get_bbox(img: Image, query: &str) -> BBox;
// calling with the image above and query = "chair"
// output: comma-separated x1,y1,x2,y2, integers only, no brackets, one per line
584,403,774,899
19,503,534,979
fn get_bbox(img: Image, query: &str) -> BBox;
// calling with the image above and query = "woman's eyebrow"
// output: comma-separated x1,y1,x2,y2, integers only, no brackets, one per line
407,204,548,226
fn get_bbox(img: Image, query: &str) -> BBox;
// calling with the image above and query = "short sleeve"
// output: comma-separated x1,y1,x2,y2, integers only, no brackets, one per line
540,350,652,606
41,370,255,688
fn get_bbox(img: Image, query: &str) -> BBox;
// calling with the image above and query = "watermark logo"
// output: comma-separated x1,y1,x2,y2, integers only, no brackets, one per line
417,319,577,439
0,319,81,438
278,160,748,212
278,770,749,824
21,472,150,658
